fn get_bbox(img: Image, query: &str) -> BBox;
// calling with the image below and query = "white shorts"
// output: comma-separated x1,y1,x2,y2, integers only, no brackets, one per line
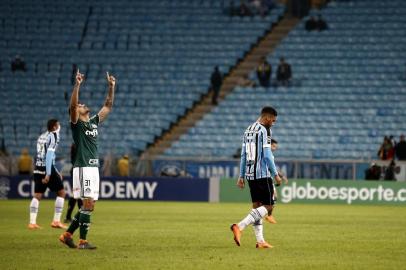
73,167,100,200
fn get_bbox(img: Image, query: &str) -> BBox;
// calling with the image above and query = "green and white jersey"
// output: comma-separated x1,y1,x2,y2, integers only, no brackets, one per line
71,115,100,168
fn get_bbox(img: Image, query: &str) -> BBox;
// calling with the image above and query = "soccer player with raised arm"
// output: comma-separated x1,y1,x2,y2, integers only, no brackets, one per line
59,70,116,249
28,119,67,230
230,106,282,249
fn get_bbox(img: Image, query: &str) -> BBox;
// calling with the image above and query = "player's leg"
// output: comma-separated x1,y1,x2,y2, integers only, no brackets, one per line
28,174,46,229
231,180,271,246
65,168,76,223
256,178,276,248
265,188,277,224
66,167,82,235
60,207,81,248
252,202,266,244
51,189,67,229
251,201,273,248
49,169,67,229
28,192,43,229
237,205,270,230
255,203,274,248
64,197,76,223
79,198,95,240
60,167,80,248
231,205,269,246
65,198,82,223
77,198,83,209
235,180,271,231
64,198,82,223
77,198,97,249
61,167,98,249
77,167,99,249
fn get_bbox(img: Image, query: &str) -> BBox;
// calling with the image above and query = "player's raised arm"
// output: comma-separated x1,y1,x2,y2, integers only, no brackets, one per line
98,72,116,123
70,70,84,124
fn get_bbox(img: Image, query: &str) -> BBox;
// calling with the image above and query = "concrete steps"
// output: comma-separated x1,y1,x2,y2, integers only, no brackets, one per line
141,15,300,159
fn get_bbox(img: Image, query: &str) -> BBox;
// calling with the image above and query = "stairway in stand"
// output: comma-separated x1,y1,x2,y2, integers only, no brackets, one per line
141,15,300,159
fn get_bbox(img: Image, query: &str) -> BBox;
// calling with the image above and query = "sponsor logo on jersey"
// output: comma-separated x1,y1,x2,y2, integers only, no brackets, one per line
85,129,98,137
92,124,97,129
89,159,99,166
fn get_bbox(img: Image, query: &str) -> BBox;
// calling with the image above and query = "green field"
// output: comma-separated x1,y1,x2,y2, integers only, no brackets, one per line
0,200,405,270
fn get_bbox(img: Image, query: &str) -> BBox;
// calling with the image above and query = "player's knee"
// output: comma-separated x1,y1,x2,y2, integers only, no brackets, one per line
57,189,66,198
82,198,95,211
252,202,261,208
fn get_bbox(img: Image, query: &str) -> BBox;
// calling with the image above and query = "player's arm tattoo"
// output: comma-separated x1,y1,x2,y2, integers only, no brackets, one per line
98,82,115,122
70,70,84,124
104,84,115,109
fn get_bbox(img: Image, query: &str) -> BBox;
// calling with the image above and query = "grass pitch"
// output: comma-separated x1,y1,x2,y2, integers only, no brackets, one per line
0,200,405,270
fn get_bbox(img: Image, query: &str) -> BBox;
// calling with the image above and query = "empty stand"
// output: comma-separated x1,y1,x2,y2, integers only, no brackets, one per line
163,0,406,160
0,0,285,157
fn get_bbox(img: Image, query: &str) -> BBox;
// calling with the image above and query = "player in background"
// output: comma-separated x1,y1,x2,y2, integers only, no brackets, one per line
64,143,82,223
28,119,67,230
59,69,116,249
265,139,288,224
230,107,282,249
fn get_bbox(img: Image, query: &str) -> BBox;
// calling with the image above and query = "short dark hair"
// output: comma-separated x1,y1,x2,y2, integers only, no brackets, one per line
271,139,278,144
47,119,59,131
261,106,277,117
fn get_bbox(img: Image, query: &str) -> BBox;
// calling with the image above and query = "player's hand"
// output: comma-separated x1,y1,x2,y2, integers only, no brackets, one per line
237,177,245,189
76,69,84,85
278,172,288,184
106,72,116,88
42,175,50,184
274,174,282,186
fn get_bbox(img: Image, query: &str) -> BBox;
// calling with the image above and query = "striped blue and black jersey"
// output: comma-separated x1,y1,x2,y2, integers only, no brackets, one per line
34,131,59,174
239,122,277,181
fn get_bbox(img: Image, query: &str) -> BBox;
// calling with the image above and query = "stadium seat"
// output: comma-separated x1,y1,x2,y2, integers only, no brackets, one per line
0,0,285,157
162,0,406,160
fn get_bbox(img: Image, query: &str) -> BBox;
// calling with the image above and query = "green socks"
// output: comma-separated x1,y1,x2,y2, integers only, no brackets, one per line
66,210,91,241
79,211,91,240
67,212,80,234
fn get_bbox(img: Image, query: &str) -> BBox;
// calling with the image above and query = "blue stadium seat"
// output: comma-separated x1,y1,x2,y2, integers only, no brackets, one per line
163,0,406,160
